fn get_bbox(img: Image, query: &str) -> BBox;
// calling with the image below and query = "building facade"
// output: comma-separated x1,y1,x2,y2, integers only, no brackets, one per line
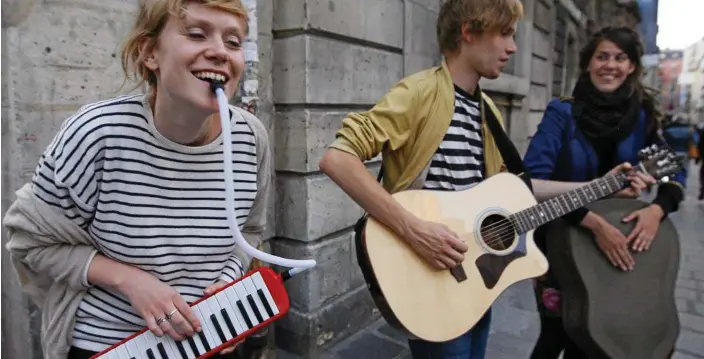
636,0,659,54
659,50,686,113
678,38,704,124
0,0,635,358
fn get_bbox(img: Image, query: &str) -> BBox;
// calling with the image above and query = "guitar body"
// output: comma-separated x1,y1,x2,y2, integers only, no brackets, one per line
356,172,549,342
545,198,681,359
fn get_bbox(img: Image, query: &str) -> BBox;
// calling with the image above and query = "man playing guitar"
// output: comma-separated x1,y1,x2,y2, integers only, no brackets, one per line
318,0,655,357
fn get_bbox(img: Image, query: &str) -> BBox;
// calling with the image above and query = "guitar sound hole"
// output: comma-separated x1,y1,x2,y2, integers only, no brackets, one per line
479,214,516,251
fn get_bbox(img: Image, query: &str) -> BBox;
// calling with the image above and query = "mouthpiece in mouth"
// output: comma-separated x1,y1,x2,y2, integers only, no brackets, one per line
209,79,225,93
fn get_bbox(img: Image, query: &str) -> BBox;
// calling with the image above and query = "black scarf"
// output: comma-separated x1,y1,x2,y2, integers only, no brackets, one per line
570,74,642,144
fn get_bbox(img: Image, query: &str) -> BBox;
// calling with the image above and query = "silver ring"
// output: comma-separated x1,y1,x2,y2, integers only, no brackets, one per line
166,309,178,321
156,317,167,326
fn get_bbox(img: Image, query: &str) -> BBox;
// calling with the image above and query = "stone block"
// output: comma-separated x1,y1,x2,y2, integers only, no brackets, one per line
527,111,545,137
274,0,404,49
3,5,137,108
528,84,548,111
277,170,388,241
532,31,552,61
676,288,699,301
677,330,704,356
272,35,404,105
404,0,440,57
274,286,379,357
11,109,79,183
403,0,441,75
534,0,553,33
275,108,355,174
407,0,442,12
335,332,407,359
530,57,551,86
270,231,364,312
480,74,530,97
404,53,441,77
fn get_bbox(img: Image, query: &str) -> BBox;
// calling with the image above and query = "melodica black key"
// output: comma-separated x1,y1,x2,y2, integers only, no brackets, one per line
210,313,228,343
246,294,265,323
236,299,254,329
257,289,275,317
221,308,238,337
87,268,289,359
156,342,169,359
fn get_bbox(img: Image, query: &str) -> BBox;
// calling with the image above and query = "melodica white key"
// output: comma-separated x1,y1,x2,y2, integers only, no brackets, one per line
89,267,290,359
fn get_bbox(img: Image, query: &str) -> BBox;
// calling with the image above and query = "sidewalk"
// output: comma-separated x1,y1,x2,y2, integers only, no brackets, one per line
278,164,704,359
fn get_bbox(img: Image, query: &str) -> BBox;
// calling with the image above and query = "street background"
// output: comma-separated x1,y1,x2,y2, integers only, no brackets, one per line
2,0,704,358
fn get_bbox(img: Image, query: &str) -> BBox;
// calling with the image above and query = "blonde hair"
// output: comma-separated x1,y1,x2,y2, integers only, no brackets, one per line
437,0,523,55
120,0,249,91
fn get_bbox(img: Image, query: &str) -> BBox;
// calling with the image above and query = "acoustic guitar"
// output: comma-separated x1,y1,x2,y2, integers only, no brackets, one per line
546,197,681,359
355,144,684,343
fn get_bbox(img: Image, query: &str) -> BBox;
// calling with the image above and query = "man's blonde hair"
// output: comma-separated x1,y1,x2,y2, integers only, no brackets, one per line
121,0,249,90
437,0,523,55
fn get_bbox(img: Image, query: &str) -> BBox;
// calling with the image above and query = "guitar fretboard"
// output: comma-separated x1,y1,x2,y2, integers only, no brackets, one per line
510,173,626,234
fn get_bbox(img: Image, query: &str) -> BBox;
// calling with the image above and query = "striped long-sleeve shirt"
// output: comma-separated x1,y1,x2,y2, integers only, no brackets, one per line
423,85,485,190
30,94,259,352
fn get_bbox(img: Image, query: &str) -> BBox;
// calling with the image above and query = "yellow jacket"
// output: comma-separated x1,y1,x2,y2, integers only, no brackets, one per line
329,59,507,194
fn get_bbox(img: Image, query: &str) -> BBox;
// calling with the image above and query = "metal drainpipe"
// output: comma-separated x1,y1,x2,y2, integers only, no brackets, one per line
234,0,259,115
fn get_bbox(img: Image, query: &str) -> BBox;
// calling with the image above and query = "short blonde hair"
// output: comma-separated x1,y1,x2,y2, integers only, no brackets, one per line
121,0,249,90
437,0,523,55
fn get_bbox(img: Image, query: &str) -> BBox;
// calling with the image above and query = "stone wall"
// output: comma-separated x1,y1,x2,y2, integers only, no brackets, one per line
1,2,140,358
268,0,442,356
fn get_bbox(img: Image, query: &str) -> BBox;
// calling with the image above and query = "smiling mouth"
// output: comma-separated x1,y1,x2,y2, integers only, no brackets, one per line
193,71,229,85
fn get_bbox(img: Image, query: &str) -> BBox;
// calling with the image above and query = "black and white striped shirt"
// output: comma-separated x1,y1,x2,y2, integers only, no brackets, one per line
30,94,257,352
424,85,485,190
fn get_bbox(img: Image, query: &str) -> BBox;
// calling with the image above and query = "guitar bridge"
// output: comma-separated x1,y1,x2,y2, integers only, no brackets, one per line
450,264,467,283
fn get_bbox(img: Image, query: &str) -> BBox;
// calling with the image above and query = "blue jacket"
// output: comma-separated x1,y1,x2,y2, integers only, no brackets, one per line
524,98,687,186
523,98,686,223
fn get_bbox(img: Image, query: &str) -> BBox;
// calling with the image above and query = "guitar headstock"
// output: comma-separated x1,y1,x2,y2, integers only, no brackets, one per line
637,144,685,183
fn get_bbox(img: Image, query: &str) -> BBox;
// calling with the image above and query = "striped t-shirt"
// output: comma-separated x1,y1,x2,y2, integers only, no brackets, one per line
30,94,258,352
424,85,485,190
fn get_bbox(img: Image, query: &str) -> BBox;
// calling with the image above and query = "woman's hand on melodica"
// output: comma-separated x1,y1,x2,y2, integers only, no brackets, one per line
204,281,244,355
118,269,202,341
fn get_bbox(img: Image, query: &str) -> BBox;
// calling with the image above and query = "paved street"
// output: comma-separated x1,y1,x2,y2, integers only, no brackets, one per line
278,164,704,359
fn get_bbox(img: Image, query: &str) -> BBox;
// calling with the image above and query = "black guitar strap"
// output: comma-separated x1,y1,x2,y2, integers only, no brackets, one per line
481,98,534,192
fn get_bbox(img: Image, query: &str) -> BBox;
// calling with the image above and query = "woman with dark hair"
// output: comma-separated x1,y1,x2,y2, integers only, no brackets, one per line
523,26,687,359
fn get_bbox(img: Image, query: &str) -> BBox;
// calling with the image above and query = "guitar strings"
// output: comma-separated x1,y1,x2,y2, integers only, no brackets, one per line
477,171,632,247
430,124,520,248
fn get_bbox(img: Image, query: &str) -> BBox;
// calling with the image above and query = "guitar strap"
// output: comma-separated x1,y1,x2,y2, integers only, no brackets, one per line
480,98,534,192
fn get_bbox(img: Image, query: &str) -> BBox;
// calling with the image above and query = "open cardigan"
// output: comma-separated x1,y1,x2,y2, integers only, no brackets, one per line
3,106,271,359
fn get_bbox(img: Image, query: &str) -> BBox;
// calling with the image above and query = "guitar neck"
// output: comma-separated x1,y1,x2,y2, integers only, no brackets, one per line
511,172,628,234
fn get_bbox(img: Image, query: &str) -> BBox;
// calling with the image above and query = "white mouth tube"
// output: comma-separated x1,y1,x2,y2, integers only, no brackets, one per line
214,87,316,278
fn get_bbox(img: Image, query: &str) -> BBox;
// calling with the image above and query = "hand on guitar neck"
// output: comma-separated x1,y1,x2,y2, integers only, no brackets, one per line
607,162,657,198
